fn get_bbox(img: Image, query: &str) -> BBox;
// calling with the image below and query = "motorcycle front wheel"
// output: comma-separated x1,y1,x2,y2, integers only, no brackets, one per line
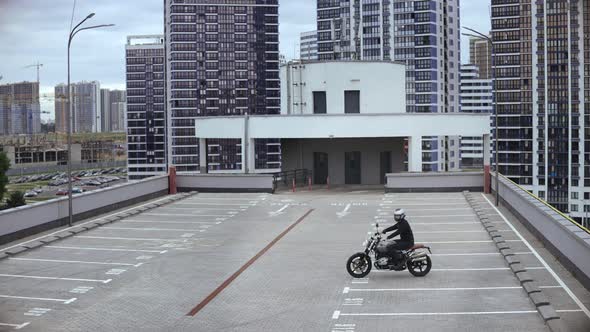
408,256,432,277
346,252,372,278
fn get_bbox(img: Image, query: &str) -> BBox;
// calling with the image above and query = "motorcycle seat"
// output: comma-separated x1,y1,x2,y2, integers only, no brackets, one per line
409,244,425,250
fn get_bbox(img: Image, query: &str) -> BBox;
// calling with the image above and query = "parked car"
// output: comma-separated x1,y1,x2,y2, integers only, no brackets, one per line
24,191,38,198
33,188,43,194
72,187,84,194
56,189,68,196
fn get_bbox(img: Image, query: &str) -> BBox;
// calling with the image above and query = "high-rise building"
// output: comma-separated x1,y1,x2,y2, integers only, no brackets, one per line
55,81,101,133
125,35,167,180
314,0,461,171
100,89,126,132
469,37,492,79
459,64,492,169
300,31,318,60
491,0,590,222
0,82,41,135
392,0,461,171
317,0,392,61
165,0,280,173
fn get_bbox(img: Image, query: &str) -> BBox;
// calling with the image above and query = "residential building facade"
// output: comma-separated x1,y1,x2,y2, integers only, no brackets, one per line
55,81,101,133
469,37,492,79
100,89,127,132
0,82,41,135
315,0,461,172
300,30,318,60
164,0,280,173
125,35,167,180
459,64,492,169
491,0,590,223
316,0,393,61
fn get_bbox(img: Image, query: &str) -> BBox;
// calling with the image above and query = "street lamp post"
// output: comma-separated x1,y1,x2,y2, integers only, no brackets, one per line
462,27,499,206
67,14,114,226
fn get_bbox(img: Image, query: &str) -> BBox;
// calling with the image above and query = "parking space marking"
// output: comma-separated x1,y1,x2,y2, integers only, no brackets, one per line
9,257,142,267
45,245,167,254
77,236,188,242
0,273,112,284
380,203,469,207
123,219,218,225
334,310,543,318
0,195,174,252
105,268,127,275
342,286,553,293
0,295,77,304
371,267,546,273
412,230,498,234
421,240,521,244
170,202,254,206
410,222,480,225
388,214,475,218
332,323,355,332
0,322,30,330
69,286,94,294
481,194,590,319
431,252,533,256
101,227,205,232
24,307,51,317
143,213,230,217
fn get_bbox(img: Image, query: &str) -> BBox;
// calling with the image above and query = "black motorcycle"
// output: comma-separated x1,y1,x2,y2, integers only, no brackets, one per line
346,223,432,278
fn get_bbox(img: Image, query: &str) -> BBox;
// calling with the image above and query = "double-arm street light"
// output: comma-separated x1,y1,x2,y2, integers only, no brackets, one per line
462,26,499,207
67,14,114,226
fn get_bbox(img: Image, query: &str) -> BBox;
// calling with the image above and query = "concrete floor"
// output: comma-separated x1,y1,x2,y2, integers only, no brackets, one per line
0,190,588,331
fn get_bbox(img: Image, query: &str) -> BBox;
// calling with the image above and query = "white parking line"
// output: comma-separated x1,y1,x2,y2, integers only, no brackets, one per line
101,227,205,232
45,245,167,254
423,240,522,244
481,194,590,319
411,222,480,225
170,202,253,206
0,195,174,252
334,310,542,319
380,203,469,207
163,206,244,211
382,208,474,212
372,267,546,272
402,215,476,218
0,295,76,304
0,273,112,284
0,322,30,330
143,213,229,217
343,286,551,293
432,252,533,256
123,220,219,225
413,230,497,234
77,235,188,242
9,257,142,267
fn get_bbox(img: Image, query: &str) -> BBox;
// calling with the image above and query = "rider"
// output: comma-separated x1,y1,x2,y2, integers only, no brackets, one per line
381,208,415,260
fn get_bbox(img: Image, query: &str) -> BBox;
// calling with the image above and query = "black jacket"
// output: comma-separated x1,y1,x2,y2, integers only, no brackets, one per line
383,218,414,244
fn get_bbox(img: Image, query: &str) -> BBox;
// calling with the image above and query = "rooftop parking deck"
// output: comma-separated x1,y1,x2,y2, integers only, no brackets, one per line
0,190,588,331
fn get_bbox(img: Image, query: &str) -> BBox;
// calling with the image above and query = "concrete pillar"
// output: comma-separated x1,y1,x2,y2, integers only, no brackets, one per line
248,138,256,174
199,138,207,174
483,134,491,194
408,136,422,172
241,137,246,173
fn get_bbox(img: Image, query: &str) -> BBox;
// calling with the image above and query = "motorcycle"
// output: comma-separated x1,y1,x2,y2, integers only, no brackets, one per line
346,223,432,278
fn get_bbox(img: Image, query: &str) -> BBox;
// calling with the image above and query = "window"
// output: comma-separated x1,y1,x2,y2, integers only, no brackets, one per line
571,204,578,212
538,191,545,199
572,192,579,200
313,91,327,114
344,90,360,114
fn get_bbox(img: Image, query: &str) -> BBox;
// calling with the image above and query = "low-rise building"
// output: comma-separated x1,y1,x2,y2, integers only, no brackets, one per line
194,61,491,185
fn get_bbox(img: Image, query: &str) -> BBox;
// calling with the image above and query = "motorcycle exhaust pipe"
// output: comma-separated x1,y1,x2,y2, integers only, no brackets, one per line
411,256,428,263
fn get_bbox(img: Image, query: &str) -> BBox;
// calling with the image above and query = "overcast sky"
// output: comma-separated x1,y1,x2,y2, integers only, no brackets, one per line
0,0,490,121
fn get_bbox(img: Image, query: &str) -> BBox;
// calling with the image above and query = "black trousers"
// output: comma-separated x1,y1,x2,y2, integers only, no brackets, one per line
384,240,414,260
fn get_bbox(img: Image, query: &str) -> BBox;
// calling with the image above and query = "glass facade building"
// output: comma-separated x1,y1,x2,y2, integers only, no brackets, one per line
0,82,41,135
125,35,167,180
491,0,590,224
165,0,281,173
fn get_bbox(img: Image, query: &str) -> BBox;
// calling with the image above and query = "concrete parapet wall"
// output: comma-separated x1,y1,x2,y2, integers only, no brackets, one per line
492,173,590,291
0,175,169,245
177,173,274,193
385,172,484,192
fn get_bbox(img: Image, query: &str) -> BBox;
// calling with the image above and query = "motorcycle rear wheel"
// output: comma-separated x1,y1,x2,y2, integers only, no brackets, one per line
408,256,432,277
346,252,372,278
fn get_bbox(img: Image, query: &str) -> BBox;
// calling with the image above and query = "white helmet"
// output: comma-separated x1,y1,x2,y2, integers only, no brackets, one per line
394,208,406,222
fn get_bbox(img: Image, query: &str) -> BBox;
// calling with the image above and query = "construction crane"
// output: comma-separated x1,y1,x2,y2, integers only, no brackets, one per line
23,61,43,83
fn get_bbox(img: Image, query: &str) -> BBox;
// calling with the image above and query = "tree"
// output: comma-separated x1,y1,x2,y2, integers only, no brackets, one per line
6,191,26,208
0,151,10,202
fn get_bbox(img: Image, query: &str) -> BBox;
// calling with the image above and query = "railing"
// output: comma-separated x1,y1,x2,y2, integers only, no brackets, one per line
497,173,590,234
271,169,312,189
